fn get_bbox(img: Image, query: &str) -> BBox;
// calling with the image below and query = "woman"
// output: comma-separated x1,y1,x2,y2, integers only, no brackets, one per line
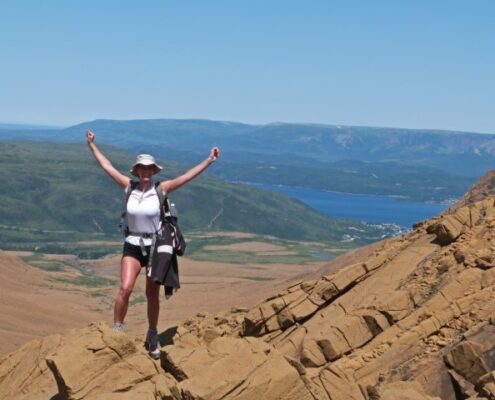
86,130,219,358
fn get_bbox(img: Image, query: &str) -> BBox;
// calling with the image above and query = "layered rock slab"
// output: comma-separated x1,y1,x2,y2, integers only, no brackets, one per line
3,187,495,399
226,194,495,399
0,333,62,400
162,336,314,399
46,322,176,400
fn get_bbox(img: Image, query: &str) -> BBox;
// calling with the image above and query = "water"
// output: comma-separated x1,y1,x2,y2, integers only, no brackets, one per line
255,184,448,228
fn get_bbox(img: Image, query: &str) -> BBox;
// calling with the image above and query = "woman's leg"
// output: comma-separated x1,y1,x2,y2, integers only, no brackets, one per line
145,277,160,330
114,256,142,324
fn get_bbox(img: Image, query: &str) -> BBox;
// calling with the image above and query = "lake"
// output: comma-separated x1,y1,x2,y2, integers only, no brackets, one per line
255,184,449,228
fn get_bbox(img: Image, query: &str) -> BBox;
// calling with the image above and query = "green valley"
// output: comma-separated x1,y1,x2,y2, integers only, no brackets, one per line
0,141,394,254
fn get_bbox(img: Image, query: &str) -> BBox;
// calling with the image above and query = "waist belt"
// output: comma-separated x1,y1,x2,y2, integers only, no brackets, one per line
127,231,154,239
126,231,155,257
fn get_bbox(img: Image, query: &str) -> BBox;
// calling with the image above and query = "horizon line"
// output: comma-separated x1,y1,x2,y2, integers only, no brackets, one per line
1,117,494,136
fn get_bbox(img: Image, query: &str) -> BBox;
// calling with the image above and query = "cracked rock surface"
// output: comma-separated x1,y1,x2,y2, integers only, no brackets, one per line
2,174,495,399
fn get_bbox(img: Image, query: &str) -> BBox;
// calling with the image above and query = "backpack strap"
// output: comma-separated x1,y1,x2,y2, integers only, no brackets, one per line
119,181,139,236
154,181,172,220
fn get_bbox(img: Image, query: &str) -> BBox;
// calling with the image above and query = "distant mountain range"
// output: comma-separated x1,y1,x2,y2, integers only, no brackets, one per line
1,118,492,201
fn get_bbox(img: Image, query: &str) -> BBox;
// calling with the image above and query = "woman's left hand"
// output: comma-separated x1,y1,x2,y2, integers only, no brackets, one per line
209,147,220,161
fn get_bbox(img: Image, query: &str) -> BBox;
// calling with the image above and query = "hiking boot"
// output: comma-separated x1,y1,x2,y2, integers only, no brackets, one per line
112,322,125,332
146,331,161,359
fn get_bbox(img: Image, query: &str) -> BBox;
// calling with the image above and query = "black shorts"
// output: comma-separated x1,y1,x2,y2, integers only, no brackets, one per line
122,242,151,267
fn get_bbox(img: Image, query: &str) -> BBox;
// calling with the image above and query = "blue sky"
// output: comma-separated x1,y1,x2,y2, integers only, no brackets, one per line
1,1,494,133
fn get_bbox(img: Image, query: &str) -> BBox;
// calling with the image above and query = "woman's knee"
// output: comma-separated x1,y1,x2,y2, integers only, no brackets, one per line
119,256,141,300
119,285,134,300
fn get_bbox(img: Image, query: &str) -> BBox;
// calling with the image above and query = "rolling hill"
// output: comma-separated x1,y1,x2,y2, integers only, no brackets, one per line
0,141,394,252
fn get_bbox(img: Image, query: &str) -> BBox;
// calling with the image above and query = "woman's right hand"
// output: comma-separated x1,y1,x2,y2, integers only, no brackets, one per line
86,130,95,144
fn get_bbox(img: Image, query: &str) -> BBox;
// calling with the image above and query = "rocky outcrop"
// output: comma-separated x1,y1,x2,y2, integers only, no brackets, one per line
163,336,315,400
45,322,176,400
0,322,176,400
2,190,495,399
0,333,63,400
448,169,495,212
428,197,495,245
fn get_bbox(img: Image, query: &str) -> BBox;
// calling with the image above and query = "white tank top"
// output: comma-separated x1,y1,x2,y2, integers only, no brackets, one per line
125,183,161,246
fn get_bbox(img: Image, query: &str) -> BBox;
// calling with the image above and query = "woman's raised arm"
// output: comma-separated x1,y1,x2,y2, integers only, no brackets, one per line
161,147,220,194
86,130,130,189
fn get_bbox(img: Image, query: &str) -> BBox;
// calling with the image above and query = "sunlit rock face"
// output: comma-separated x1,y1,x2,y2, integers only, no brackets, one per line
3,171,495,400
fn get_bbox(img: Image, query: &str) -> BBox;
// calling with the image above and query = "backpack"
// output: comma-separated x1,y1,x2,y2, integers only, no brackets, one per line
120,181,186,256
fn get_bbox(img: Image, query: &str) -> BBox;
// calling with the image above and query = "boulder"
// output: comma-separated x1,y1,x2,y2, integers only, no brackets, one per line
445,324,495,384
427,214,465,245
45,322,163,400
317,365,366,400
0,334,62,400
327,262,367,292
373,290,415,322
161,336,314,399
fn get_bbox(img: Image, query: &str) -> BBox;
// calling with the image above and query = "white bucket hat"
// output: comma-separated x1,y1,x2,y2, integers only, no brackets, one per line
130,154,162,177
